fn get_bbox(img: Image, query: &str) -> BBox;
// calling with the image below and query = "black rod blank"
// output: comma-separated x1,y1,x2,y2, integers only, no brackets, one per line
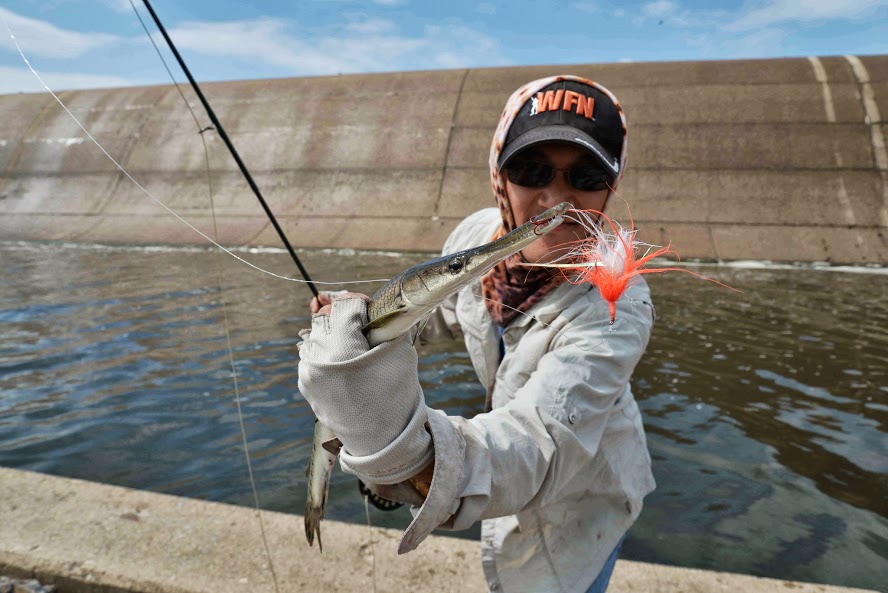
140,0,318,297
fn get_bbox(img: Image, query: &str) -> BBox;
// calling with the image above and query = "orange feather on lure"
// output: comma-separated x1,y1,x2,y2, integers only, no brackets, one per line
524,208,739,324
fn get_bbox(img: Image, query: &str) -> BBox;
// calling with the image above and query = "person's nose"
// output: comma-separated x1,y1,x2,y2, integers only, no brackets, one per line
539,170,575,206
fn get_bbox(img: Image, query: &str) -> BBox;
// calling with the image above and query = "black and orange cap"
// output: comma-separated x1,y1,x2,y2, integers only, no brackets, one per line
497,79,624,177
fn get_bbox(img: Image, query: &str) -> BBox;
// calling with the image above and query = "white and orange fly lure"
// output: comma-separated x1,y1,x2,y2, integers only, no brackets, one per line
524,208,739,323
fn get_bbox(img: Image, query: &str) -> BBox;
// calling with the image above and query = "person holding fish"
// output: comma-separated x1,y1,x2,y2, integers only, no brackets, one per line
298,76,656,593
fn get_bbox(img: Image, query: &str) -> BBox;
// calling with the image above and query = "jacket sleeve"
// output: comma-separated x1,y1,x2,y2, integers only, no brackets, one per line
395,284,654,552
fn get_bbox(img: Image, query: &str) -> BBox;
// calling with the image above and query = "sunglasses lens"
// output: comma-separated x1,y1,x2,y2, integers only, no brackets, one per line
569,165,611,191
506,161,553,187
506,160,612,191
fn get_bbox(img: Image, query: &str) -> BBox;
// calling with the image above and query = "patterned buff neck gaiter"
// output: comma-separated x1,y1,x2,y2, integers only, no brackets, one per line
481,75,628,327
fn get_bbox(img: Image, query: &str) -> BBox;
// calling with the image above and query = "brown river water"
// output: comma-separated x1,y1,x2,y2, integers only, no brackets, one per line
0,241,885,591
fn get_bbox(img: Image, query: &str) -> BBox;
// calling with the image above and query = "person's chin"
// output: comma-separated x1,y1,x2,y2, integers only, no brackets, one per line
523,235,573,264
551,222,586,241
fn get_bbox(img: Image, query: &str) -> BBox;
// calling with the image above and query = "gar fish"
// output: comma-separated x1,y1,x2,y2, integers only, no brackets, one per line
303,419,339,552
303,201,570,550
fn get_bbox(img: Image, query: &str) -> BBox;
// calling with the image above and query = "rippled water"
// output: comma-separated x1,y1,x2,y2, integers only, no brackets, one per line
1,242,886,591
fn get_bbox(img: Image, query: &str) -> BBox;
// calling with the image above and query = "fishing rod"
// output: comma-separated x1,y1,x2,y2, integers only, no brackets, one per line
137,0,401,514
139,0,318,298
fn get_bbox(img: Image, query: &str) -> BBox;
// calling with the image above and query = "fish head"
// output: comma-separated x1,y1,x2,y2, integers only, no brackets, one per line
364,202,569,346
399,201,570,307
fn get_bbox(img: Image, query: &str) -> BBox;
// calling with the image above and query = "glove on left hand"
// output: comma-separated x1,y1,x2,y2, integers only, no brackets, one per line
297,297,433,484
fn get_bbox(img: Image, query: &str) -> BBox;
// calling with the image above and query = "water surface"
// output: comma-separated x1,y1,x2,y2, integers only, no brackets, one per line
0,242,885,591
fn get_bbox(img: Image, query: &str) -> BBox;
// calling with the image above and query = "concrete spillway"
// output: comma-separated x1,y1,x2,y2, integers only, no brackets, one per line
1,56,886,263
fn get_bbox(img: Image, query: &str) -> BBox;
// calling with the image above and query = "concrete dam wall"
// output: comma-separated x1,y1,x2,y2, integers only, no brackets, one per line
1,56,886,263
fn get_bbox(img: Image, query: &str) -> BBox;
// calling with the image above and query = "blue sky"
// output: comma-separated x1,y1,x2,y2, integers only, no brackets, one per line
1,0,886,94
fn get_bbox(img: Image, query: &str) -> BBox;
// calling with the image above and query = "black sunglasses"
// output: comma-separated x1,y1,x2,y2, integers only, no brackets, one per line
505,160,612,192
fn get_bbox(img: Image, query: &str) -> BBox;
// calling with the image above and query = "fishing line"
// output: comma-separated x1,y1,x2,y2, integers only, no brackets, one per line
214,263,283,593
128,3,282,591
1,17,388,287
128,0,205,132
138,0,322,297
469,289,615,352
363,495,378,593
128,9,383,590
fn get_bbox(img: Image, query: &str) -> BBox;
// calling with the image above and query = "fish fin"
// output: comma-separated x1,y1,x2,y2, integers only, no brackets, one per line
305,490,327,552
363,306,407,332
305,445,335,553
322,437,343,456
412,312,433,345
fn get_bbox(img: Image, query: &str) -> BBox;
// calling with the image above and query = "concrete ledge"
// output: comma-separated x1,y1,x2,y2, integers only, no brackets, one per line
0,468,876,593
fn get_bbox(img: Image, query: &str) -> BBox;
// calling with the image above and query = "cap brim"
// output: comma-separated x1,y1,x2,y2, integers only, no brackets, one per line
498,125,620,177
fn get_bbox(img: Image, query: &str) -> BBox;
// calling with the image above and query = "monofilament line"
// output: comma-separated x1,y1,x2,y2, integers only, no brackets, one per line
217,277,283,593
125,4,282,591
364,495,378,593
471,289,613,353
128,0,205,132
2,16,388,287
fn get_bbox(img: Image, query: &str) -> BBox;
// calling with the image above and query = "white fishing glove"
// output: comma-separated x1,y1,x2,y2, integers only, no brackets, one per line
297,296,433,485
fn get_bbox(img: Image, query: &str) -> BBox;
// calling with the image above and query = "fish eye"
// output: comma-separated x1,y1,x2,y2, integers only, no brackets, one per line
448,258,464,273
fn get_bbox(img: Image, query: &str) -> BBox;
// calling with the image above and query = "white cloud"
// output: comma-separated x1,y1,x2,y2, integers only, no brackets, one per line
680,25,787,58
344,18,398,35
163,15,415,74
476,2,497,15
642,1,676,18
373,0,408,5
727,0,886,31
424,23,506,68
158,18,355,74
613,8,626,17
0,65,137,93
161,16,507,75
0,7,120,59
103,0,136,14
632,2,729,28
434,51,465,69
721,27,787,56
626,1,808,58
318,29,428,72
571,2,598,14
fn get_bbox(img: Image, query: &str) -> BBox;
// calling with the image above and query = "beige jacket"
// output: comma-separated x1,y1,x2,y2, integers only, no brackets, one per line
384,208,656,593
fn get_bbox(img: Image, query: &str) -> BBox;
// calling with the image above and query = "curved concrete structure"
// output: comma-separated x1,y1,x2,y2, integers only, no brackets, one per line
1,56,887,263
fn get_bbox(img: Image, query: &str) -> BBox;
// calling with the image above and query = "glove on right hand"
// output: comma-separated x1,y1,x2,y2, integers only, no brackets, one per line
297,297,433,484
